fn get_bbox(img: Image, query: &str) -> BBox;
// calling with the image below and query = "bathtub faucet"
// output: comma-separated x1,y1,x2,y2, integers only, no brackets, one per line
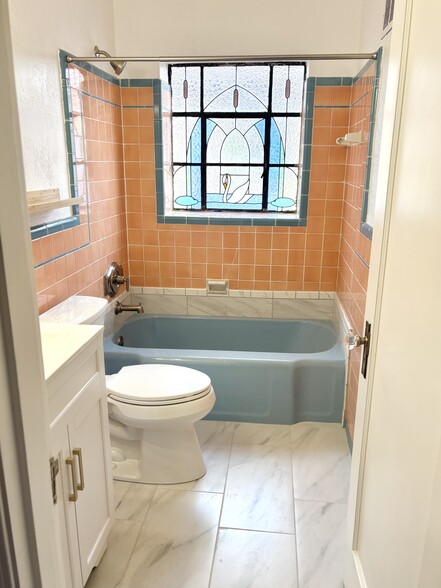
114,301,144,315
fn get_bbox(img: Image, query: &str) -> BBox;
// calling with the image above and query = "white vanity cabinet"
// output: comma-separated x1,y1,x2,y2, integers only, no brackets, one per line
41,323,114,588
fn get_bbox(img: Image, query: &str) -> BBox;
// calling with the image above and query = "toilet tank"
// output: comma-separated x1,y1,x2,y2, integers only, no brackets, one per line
40,296,108,325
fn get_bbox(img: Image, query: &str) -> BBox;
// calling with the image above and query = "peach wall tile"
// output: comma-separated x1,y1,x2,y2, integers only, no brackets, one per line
338,68,375,440
32,72,369,420
32,66,127,313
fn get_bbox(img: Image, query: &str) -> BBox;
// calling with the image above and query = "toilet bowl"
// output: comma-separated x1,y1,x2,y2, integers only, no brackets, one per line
106,364,216,484
40,295,216,485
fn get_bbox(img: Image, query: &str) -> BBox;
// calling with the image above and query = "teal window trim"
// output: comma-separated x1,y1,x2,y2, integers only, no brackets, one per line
155,78,309,227
360,47,382,241
48,51,381,235
31,50,83,241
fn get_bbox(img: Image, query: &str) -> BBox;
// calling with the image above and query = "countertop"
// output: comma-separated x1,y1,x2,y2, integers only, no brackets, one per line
39,322,103,381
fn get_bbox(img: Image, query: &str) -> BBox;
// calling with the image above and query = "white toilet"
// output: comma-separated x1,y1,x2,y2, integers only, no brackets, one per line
107,364,215,484
40,296,216,485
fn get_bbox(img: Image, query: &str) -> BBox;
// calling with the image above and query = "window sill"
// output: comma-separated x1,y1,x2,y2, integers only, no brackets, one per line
158,210,307,227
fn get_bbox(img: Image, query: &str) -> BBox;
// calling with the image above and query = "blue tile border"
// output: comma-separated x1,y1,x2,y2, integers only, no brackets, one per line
31,51,88,242
359,46,383,241
316,77,353,86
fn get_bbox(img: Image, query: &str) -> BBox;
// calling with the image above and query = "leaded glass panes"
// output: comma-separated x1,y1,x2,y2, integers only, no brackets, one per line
170,63,305,213
206,165,264,211
171,66,201,112
267,166,298,212
203,66,236,112
270,117,301,165
173,165,202,210
206,118,264,165
272,65,304,113
172,117,200,162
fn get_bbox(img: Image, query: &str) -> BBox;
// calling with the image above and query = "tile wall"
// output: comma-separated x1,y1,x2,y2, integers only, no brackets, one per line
32,65,128,313
125,80,352,292
30,62,378,442
337,62,377,439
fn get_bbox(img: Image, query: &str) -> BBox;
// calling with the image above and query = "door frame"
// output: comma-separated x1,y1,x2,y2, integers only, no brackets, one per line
0,0,64,585
344,0,414,585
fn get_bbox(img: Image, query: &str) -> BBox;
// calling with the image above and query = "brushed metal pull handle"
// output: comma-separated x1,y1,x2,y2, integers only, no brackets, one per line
73,448,85,492
66,456,78,502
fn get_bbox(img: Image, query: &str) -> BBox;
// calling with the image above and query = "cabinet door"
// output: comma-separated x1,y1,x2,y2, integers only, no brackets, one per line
68,373,113,584
51,427,83,588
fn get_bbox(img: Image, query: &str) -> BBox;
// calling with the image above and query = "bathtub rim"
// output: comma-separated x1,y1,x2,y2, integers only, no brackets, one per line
104,315,344,364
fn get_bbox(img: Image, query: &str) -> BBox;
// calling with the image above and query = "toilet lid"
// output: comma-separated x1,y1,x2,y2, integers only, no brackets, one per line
106,364,212,406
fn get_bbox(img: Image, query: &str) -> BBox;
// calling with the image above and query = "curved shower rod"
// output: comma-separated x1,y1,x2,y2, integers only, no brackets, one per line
66,51,378,64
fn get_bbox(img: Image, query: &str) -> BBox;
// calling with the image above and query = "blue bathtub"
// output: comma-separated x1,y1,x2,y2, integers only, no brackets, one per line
104,315,345,425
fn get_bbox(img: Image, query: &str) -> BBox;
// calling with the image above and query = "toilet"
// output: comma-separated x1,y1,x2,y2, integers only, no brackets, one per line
40,295,216,484
107,364,215,484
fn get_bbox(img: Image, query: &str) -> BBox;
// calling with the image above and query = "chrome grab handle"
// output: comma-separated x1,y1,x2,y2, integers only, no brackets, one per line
73,448,85,492
66,456,78,502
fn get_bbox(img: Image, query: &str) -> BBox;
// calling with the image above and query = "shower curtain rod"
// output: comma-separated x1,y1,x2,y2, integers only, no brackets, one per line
66,52,377,64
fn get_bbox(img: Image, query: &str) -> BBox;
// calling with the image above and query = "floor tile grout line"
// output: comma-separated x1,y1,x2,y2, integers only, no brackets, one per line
290,440,301,588
217,526,296,537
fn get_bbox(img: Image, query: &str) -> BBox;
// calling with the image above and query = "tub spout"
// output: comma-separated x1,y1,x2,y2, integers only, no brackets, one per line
114,301,144,315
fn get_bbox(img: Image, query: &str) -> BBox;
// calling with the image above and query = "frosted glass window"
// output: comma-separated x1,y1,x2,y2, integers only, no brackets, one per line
171,66,201,112
172,117,200,163
270,118,301,165
203,66,236,111
267,167,298,212
173,165,202,210
169,62,305,213
272,65,305,113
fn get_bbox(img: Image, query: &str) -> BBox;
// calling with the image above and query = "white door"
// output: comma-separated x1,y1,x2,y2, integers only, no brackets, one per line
0,0,63,585
345,0,441,585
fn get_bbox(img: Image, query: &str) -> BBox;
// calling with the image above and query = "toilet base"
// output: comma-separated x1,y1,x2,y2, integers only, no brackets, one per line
110,424,207,484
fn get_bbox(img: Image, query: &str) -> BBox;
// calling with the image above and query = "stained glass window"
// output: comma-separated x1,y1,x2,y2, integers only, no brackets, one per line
170,63,306,213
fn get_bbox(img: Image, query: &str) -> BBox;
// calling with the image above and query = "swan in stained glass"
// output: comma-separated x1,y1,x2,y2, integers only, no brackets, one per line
222,173,251,204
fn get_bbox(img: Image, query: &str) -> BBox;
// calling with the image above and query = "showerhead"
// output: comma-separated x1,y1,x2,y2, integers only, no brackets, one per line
94,45,127,76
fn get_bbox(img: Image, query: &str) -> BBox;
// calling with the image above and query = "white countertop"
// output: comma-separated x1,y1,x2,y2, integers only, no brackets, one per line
39,322,103,381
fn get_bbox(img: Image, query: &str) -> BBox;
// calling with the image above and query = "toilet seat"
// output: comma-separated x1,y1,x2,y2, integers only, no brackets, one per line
106,364,212,407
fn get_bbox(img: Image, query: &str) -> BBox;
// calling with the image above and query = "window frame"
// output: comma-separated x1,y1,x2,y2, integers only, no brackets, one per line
168,62,307,216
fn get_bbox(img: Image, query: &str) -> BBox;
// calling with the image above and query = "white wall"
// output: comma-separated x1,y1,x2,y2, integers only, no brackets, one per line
7,0,116,198
0,0,65,583
113,0,365,78
359,0,391,51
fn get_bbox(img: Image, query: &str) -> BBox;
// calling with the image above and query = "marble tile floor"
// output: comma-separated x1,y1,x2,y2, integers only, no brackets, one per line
86,421,351,588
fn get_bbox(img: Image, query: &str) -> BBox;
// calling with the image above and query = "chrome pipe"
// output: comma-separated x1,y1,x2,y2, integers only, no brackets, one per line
66,52,377,64
114,301,144,315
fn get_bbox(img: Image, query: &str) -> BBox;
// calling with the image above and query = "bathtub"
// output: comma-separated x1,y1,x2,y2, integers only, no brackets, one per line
103,315,345,425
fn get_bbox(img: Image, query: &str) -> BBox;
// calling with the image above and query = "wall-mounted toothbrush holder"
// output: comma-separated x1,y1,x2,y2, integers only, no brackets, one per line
336,131,368,146
103,262,129,297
